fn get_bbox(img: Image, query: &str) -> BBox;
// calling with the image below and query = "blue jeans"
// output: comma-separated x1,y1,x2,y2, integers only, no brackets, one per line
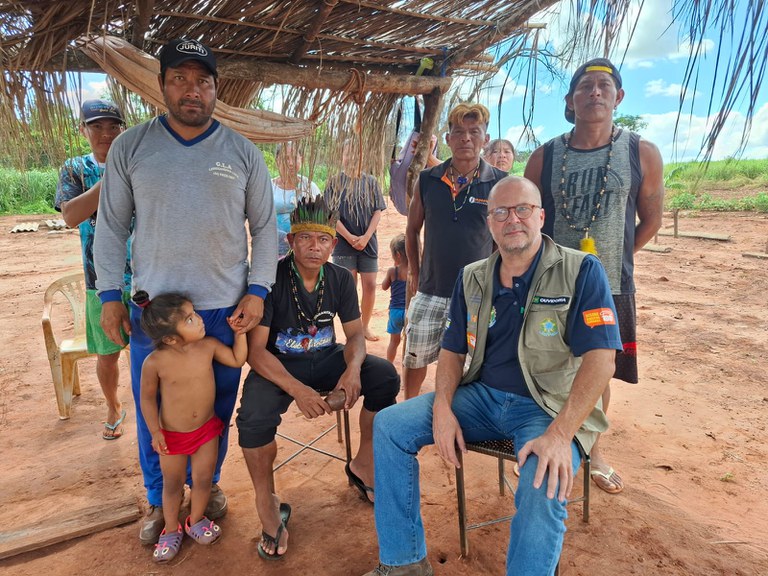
373,382,580,576
129,302,241,506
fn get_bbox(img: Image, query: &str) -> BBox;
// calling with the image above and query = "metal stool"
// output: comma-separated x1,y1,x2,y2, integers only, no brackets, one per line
456,438,590,574
274,395,352,471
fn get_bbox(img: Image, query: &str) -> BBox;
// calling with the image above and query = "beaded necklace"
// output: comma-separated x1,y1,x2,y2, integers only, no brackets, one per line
558,125,615,255
288,254,325,336
448,163,480,222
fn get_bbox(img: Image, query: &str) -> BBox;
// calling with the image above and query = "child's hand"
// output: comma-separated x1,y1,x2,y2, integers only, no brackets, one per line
151,431,168,455
226,314,243,331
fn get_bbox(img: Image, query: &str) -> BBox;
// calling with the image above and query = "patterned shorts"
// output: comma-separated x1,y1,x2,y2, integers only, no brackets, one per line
613,293,638,383
402,292,450,369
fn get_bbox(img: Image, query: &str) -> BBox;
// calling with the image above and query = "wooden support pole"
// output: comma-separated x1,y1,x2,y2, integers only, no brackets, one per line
406,87,445,208
673,208,679,238
290,0,339,64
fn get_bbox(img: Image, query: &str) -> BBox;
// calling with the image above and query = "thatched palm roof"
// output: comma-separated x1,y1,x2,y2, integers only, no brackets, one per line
0,0,559,173
1,1,551,102
1,0,765,167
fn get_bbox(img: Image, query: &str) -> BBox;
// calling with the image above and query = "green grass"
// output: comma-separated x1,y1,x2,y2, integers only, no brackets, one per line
663,158,768,213
4,157,768,215
0,168,59,214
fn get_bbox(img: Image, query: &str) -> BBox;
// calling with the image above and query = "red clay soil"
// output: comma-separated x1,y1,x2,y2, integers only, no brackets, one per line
0,207,766,576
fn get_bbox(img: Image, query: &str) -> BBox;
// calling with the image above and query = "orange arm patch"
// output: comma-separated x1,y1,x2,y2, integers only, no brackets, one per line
582,308,616,328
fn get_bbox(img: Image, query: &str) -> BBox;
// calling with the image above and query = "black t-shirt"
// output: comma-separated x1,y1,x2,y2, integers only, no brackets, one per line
261,257,360,355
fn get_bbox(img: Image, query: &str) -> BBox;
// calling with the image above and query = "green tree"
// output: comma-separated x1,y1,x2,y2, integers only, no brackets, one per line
614,114,648,133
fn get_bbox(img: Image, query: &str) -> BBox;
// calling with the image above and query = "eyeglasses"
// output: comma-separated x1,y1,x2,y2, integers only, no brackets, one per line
489,204,540,222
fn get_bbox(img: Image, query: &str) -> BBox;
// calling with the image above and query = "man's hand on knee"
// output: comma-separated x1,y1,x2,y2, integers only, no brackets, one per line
433,400,465,468
517,433,574,502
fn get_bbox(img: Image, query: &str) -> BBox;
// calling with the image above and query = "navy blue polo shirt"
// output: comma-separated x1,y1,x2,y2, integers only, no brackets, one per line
442,247,621,396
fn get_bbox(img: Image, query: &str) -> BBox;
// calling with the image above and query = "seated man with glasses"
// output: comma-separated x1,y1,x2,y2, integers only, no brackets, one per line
362,176,622,576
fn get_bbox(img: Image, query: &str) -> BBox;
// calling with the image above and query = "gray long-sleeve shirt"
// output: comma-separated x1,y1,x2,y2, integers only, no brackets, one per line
94,117,277,309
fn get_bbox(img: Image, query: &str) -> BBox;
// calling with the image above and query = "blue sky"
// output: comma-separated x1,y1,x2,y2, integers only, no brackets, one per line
74,0,767,163
470,0,768,163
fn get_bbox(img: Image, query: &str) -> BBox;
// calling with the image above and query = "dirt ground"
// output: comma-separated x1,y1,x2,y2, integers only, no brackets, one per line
0,206,766,576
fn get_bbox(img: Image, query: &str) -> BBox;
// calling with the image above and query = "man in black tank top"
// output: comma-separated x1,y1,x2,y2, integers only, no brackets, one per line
525,58,665,495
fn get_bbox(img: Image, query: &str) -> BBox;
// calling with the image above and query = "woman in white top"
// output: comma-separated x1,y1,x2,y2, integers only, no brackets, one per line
272,142,321,257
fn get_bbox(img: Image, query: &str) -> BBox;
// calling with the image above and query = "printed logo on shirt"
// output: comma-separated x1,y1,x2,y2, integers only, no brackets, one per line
275,326,334,354
209,161,239,181
582,308,616,328
538,318,559,337
468,196,488,205
488,306,497,328
532,296,570,305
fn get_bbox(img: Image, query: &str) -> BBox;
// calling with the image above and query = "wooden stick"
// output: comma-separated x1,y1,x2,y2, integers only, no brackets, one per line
643,244,672,253
657,230,731,241
0,498,140,560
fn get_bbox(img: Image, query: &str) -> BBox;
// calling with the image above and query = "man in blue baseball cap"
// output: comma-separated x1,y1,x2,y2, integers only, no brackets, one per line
55,99,130,441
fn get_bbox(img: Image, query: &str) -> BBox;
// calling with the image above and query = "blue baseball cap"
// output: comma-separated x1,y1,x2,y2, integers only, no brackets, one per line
81,99,124,124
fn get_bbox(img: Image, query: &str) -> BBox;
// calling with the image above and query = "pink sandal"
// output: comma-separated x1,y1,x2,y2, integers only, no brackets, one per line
185,515,221,545
153,523,183,563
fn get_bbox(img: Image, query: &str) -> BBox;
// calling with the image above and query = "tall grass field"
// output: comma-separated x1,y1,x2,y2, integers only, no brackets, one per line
2,157,768,215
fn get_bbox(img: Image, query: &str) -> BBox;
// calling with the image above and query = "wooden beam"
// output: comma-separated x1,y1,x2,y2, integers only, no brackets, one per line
0,498,140,560
447,1,559,70
33,51,452,95
291,0,339,64
220,59,453,95
131,0,154,48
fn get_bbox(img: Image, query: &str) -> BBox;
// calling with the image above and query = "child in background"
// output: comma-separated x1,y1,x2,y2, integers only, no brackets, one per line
381,233,408,363
134,290,247,563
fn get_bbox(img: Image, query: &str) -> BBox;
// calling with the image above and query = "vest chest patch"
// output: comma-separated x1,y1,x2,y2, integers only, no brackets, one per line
532,295,570,305
538,318,559,337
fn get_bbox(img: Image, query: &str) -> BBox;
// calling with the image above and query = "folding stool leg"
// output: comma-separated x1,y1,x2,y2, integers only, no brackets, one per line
342,410,352,463
455,450,469,556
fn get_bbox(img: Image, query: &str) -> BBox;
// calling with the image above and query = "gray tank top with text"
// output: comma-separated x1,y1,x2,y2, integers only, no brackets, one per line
541,129,641,294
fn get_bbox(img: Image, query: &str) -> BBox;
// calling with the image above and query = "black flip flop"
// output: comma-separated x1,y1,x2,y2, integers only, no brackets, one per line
257,502,291,560
345,463,374,505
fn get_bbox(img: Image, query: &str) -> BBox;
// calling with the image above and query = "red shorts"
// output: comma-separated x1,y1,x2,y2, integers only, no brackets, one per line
161,415,224,456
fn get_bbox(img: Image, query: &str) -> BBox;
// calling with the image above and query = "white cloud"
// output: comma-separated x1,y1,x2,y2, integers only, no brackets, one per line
644,79,699,98
503,124,548,150
640,103,768,162
529,0,712,71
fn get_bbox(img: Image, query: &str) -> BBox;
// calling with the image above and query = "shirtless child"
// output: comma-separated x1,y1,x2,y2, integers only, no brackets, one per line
134,290,247,563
